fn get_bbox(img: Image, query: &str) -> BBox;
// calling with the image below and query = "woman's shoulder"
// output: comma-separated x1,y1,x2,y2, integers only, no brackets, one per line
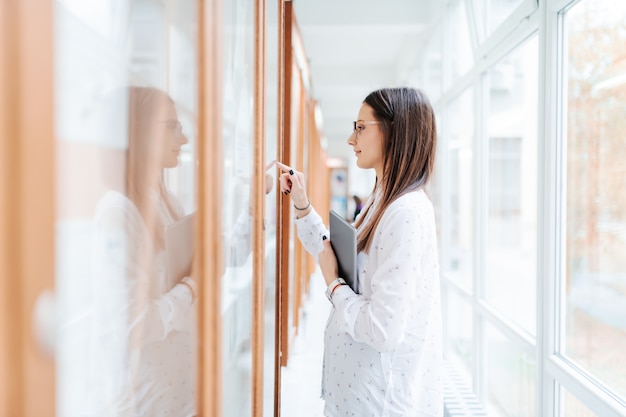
387,188,433,214
95,190,132,211
94,190,141,225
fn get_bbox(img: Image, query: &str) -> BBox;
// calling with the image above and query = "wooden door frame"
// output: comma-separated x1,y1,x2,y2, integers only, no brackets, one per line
197,0,224,415
0,0,55,416
252,0,267,415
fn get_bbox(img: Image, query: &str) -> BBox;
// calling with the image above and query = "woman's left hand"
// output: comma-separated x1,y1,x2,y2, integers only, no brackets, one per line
319,237,339,286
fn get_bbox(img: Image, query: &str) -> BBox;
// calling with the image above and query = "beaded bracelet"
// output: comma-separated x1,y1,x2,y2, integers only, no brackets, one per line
294,199,311,211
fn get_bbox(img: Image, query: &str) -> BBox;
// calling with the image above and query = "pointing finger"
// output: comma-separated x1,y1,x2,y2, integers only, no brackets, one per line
265,160,276,171
275,161,293,173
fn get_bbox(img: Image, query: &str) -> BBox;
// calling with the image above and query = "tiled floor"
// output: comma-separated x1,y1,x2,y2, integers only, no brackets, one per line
280,271,329,417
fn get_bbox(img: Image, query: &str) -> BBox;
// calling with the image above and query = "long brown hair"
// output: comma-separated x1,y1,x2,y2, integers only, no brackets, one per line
354,87,437,253
126,86,181,249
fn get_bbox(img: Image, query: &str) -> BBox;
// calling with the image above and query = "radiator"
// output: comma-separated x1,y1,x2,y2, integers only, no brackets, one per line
443,362,487,417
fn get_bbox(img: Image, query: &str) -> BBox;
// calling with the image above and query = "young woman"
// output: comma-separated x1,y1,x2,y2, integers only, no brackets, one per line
278,87,442,417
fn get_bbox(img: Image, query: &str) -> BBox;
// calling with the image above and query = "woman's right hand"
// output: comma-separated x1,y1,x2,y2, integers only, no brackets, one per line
276,161,309,210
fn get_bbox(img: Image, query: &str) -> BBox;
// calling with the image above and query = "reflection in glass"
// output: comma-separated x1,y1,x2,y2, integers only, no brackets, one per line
564,0,626,400
447,89,474,290
89,86,196,415
54,1,198,416
485,324,535,417
263,1,280,414
221,0,255,415
484,37,537,335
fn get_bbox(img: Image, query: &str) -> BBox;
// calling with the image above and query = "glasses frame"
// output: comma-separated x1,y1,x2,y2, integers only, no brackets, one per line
353,120,381,138
157,120,184,136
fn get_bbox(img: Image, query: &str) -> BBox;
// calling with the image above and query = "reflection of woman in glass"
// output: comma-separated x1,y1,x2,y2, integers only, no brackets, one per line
89,86,196,416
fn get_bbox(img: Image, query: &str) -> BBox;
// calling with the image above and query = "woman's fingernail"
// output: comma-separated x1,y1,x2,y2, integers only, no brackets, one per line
322,235,327,241
283,191,288,195
289,169,294,175
286,189,290,194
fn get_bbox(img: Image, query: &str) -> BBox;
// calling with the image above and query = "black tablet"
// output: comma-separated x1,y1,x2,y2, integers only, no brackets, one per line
329,210,358,293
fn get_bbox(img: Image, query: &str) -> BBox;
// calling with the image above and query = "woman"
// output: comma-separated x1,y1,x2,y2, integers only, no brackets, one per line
90,86,197,416
278,87,442,417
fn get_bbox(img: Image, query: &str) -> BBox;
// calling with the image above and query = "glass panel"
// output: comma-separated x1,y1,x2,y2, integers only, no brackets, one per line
447,88,474,290
473,0,527,41
54,0,198,415
222,0,255,414
445,290,473,379
410,22,442,103
485,324,536,417
484,36,538,335
445,0,474,88
430,110,444,244
561,386,600,417
563,0,626,401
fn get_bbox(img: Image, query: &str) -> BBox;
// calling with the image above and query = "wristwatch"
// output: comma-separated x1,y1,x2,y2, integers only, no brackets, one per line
325,277,347,302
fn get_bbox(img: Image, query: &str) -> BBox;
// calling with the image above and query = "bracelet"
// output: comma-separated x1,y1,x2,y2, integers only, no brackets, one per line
294,199,311,211
325,277,347,302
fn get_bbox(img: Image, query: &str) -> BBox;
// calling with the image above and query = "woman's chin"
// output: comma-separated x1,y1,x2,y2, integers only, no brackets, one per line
355,158,368,169
164,158,179,169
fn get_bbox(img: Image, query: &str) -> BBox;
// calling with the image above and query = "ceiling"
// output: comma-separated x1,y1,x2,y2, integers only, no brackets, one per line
292,0,436,161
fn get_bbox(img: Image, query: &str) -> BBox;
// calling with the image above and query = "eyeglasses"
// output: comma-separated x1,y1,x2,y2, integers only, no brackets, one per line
159,120,184,136
353,120,381,138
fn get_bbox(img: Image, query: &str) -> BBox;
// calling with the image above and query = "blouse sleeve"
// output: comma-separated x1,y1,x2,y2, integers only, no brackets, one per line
294,207,329,259
92,197,194,351
331,205,429,352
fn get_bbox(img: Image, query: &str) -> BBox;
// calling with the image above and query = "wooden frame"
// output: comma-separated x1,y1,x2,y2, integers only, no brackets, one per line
275,0,327,373
274,0,287,409
277,0,293,368
197,0,223,415
252,0,267,414
0,0,55,415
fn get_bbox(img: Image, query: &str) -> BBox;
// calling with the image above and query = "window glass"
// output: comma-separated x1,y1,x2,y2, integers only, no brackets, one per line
445,290,473,380
484,36,538,335
561,386,600,417
447,88,474,290
485,324,536,417
411,22,442,103
54,0,198,415
563,0,626,400
445,0,474,88
221,0,255,414
473,0,528,41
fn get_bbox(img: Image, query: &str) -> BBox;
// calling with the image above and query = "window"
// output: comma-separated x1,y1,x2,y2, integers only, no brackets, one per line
484,36,538,335
54,1,199,414
447,89,475,290
563,0,626,401
445,0,474,87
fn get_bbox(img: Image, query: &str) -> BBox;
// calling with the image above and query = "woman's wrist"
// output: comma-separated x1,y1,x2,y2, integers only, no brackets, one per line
181,277,198,303
293,199,310,210
294,199,312,218
325,277,346,302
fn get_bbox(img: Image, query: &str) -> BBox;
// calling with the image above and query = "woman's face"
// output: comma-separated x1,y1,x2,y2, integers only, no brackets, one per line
156,98,188,169
347,103,384,176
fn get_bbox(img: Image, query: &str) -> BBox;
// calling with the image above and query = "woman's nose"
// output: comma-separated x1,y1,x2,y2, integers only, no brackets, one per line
347,132,356,146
